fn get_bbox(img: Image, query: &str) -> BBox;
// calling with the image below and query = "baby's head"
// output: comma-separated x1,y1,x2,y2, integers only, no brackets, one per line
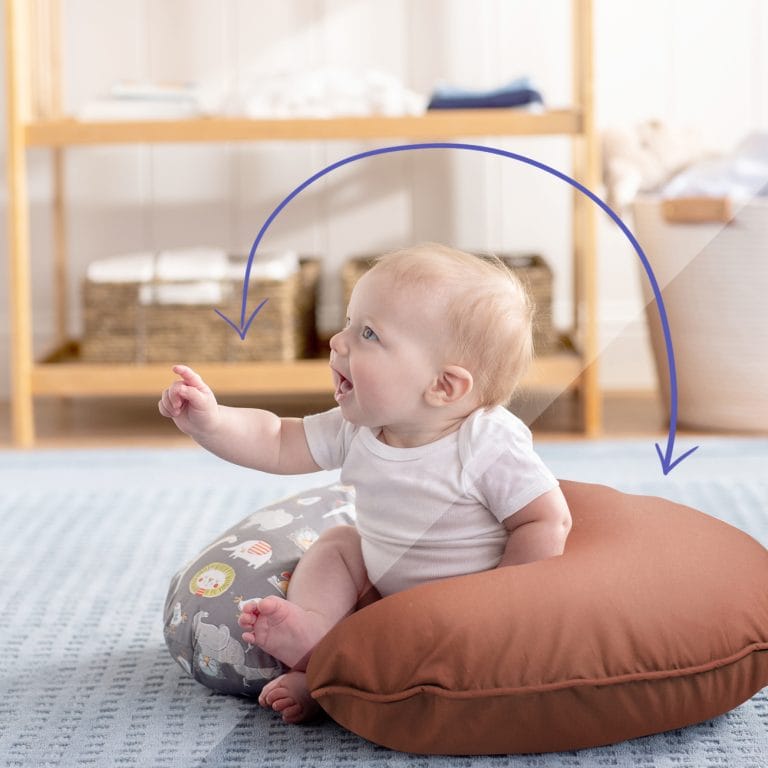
368,243,534,407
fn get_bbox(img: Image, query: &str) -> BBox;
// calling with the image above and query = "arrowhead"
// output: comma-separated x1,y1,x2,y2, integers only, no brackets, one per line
655,440,699,475
214,299,269,340
214,310,248,340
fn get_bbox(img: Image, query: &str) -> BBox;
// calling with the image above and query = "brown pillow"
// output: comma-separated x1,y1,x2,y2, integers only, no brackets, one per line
306,480,768,755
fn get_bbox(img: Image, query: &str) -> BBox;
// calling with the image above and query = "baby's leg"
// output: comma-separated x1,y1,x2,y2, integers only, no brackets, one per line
239,525,374,670
258,671,320,724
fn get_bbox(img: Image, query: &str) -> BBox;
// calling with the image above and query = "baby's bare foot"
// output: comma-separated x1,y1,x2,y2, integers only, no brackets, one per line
238,596,330,670
259,671,321,724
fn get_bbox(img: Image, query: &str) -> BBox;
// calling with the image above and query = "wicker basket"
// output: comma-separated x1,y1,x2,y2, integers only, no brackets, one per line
341,254,378,309
82,257,320,363
341,251,556,353
633,196,768,432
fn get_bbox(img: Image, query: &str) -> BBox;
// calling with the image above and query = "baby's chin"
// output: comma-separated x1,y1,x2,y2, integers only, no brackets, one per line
337,405,375,428
335,400,383,430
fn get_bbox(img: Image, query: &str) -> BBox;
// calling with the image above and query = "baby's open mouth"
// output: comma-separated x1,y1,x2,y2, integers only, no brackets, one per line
333,369,354,401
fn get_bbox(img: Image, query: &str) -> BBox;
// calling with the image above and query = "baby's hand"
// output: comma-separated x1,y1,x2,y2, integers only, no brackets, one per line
158,364,220,437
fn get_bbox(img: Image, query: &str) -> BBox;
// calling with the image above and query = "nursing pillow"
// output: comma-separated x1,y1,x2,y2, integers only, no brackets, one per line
165,480,768,755
163,483,356,695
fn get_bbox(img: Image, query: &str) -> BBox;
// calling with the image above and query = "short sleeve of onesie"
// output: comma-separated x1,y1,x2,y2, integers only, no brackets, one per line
459,406,558,523
302,407,358,470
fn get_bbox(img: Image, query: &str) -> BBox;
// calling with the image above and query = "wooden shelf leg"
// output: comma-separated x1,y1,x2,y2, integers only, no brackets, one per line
572,0,601,437
6,0,36,446
53,147,69,346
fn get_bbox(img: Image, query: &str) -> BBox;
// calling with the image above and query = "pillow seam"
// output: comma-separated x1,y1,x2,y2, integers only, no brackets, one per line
310,641,768,703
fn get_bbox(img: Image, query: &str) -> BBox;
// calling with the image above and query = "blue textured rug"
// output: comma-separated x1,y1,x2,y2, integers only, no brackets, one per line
1,438,766,767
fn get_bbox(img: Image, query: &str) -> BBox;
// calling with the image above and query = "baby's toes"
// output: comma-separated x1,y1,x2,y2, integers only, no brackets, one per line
238,613,255,628
261,684,286,707
280,703,303,724
270,695,294,713
258,677,283,708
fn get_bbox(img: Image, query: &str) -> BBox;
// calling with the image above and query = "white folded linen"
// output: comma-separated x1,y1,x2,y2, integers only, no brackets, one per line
241,68,426,119
139,281,224,306
228,250,300,282
87,248,299,304
86,252,155,283
156,248,229,281
78,99,203,121
662,132,768,201
78,81,208,121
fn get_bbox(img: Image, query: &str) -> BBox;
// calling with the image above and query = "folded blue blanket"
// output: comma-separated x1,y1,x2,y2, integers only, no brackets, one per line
428,76,543,110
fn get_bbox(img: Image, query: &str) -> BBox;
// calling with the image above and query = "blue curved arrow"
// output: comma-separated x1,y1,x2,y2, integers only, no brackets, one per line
216,142,698,474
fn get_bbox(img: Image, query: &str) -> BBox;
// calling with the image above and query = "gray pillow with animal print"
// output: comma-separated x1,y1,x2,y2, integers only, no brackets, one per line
163,483,356,697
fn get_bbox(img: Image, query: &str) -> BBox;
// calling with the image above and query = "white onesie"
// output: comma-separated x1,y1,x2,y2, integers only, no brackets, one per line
303,405,558,597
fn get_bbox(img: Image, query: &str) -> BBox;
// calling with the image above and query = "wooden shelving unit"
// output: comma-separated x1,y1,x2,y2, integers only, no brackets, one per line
35,340,584,398
6,0,599,447
25,110,583,146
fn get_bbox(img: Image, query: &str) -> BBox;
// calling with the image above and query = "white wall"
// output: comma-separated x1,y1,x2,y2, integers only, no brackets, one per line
2,0,767,401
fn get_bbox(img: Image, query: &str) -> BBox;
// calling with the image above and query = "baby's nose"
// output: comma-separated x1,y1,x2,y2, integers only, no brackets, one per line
329,328,348,355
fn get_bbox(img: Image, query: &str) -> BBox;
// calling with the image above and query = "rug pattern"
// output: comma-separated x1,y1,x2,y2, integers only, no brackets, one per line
1,441,766,767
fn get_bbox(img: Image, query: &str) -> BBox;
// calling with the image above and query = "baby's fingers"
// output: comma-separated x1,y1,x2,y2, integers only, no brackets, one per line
174,382,212,413
158,396,173,418
157,382,200,417
158,386,182,417
173,364,210,393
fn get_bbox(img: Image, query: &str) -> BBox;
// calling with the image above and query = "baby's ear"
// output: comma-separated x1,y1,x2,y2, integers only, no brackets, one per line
425,365,474,407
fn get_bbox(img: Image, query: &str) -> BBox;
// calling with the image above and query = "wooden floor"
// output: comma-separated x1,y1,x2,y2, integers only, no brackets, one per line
0,390,667,449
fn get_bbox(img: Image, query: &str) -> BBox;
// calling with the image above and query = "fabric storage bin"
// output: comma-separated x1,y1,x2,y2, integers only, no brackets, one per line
82,249,320,363
342,251,557,353
632,195,768,432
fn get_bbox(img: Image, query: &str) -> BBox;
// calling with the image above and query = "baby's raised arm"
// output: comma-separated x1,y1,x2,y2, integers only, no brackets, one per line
158,365,321,475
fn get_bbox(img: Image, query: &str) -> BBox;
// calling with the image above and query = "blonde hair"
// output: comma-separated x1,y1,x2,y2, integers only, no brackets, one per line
370,243,534,407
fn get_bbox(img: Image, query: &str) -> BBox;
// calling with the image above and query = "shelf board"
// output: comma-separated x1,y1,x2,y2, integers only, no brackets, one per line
24,110,582,146
32,356,334,397
31,341,584,397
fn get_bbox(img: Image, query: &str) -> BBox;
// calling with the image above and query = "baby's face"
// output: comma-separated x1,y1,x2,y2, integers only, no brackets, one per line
329,269,447,429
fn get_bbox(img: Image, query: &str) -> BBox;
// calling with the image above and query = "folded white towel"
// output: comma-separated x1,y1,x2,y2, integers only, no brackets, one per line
228,250,300,282
87,248,299,294
139,281,225,306
78,99,203,122
241,68,426,119
156,248,229,281
79,81,207,121
86,252,155,283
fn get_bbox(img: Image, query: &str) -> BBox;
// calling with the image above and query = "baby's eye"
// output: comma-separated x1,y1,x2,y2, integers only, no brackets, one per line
344,317,351,328
361,326,379,342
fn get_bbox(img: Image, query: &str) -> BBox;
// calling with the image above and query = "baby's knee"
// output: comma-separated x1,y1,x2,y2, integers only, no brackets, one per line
318,524,360,551
316,525,366,572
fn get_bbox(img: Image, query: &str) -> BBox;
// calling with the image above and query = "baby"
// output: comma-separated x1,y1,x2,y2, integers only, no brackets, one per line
159,243,571,724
